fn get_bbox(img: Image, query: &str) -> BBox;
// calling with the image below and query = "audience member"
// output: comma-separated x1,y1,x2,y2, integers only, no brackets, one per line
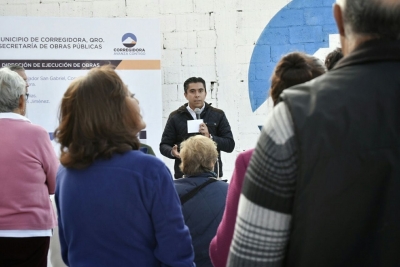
160,77,235,178
6,64,29,91
140,142,156,155
209,52,325,267
55,66,194,267
324,47,343,70
174,135,228,267
228,0,400,266
0,67,59,267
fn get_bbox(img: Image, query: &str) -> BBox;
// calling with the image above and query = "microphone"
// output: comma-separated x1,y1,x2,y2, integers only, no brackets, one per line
194,108,201,119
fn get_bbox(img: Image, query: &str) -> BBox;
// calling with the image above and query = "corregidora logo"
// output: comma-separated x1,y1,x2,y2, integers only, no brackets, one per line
113,33,146,55
122,33,137,47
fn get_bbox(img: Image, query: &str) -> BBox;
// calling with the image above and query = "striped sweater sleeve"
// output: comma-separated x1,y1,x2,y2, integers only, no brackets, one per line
227,102,298,267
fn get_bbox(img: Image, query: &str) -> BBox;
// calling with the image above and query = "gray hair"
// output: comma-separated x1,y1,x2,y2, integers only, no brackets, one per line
0,68,26,112
342,0,400,40
6,64,25,72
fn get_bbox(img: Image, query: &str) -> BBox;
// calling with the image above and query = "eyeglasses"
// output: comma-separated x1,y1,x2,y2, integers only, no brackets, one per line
25,93,29,100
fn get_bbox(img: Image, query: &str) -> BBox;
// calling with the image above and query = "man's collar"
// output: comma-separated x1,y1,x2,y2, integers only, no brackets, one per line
186,103,206,119
186,103,205,113
0,112,31,123
179,102,211,113
334,39,400,70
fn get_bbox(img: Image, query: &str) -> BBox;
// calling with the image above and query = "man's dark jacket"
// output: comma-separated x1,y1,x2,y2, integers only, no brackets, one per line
160,102,235,178
280,39,400,266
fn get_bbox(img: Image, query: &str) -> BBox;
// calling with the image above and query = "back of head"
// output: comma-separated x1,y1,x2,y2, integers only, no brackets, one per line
0,68,26,113
270,52,326,105
184,77,206,93
6,64,25,72
180,135,218,176
325,48,343,70
55,65,140,169
342,0,400,40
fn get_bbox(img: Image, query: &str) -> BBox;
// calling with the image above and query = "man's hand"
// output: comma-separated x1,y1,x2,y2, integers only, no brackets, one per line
199,123,210,138
172,144,180,158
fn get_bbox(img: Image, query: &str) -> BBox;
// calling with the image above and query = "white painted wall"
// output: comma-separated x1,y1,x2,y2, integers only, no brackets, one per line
0,0,292,179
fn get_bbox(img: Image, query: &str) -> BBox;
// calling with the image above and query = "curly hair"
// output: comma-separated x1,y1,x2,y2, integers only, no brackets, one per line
179,135,218,176
325,48,343,70
55,65,141,169
270,52,326,106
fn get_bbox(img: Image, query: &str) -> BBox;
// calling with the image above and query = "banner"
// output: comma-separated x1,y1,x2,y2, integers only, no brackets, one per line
0,17,162,157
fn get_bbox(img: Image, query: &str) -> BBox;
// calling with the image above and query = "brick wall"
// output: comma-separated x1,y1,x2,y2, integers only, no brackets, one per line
0,0,338,179
249,0,337,113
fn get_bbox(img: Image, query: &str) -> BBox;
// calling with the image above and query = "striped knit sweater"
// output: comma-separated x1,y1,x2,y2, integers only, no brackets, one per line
227,102,297,266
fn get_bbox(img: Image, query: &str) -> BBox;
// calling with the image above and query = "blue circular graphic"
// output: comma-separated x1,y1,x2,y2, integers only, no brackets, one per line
122,33,137,48
248,0,338,112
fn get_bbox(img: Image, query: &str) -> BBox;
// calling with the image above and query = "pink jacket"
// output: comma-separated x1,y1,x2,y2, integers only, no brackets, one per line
209,149,254,267
0,117,59,230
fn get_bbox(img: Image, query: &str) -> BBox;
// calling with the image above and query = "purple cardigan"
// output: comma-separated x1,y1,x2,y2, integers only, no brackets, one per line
0,116,59,230
209,149,254,267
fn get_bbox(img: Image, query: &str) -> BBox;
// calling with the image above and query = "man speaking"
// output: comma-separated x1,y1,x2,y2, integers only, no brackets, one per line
160,77,235,179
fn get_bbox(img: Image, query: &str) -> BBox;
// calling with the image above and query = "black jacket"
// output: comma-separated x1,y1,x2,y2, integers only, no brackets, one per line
160,102,235,178
281,39,400,267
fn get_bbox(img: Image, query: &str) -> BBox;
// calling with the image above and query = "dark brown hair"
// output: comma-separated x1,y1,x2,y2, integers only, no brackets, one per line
325,48,343,70
270,52,326,105
184,77,206,93
55,65,140,169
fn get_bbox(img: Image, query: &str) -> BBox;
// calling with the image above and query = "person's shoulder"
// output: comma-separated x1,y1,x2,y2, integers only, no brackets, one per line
139,143,156,155
206,180,228,200
286,70,337,94
169,109,180,118
29,122,49,133
173,177,200,187
215,179,229,189
281,71,344,107
238,149,254,161
19,122,51,141
206,103,225,115
7,119,46,133
173,177,193,192
125,151,172,178
168,104,187,118
121,150,165,168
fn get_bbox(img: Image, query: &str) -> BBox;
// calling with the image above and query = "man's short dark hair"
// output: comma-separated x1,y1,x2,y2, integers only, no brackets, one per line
343,0,400,40
6,64,25,72
183,77,206,93
325,48,343,70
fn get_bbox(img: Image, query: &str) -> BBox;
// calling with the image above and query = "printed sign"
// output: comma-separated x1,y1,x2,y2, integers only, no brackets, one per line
0,17,162,157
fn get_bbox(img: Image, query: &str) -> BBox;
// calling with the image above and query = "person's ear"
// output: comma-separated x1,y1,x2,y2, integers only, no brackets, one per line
334,3,349,55
18,94,26,115
184,92,188,100
334,3,345,37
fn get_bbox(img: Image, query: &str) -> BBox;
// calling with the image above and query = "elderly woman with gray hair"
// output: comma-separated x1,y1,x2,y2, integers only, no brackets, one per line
0,67,59,266
174,135,228,267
